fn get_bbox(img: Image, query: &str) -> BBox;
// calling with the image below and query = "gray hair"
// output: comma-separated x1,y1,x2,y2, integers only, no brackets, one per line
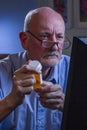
23,9,38,31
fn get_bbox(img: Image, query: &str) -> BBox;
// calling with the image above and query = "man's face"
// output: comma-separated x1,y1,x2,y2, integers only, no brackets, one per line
26,13,65,67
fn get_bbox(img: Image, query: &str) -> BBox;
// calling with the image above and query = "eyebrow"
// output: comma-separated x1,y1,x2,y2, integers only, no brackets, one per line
40,31,64,35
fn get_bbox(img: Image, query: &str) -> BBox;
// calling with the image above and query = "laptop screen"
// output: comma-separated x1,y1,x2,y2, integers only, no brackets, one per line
61,36,87,130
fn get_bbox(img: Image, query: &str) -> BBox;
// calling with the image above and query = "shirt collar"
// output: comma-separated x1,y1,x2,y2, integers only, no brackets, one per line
44,64,59,84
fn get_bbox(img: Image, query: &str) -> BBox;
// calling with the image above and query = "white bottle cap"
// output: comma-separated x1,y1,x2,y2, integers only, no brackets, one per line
29,60,42,71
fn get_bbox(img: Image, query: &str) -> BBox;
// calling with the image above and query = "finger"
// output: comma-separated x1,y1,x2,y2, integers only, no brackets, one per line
42,81,53,86
41,102,62,110
18,78,36,87
17,85,34,94
14,64,40,75
39,98,63,110
36,84,62,93
40,97,62,104
39,90,63,99
13,74,36,87
14,73,35,80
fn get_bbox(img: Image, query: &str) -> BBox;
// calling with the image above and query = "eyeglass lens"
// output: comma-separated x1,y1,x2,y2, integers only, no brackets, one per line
27,30,71,50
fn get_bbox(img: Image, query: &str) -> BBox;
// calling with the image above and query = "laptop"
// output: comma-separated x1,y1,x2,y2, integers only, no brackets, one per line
61,36,87,130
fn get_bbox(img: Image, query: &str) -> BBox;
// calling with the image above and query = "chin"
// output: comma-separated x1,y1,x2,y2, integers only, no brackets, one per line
41,58,60,67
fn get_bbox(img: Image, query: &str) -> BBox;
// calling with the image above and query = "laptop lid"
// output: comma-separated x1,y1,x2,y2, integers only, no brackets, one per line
61,36,87,130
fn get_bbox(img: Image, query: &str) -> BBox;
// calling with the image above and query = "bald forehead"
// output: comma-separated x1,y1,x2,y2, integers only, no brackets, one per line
31,7,64,22
24,7,65,31
36,7,59,16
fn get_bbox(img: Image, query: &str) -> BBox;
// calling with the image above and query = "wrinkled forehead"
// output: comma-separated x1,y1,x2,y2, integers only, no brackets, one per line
29,11,65,32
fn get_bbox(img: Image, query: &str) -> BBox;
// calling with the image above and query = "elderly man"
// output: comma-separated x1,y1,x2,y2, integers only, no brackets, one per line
0,7,70,130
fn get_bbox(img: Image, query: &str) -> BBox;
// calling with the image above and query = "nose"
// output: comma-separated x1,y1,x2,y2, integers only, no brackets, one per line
50,34,57,42
50,35,58,49
50,42,59,51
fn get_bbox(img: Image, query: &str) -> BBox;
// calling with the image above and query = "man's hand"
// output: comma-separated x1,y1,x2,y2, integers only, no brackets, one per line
11,61,40,105
0,60,41,121
35,81,65,111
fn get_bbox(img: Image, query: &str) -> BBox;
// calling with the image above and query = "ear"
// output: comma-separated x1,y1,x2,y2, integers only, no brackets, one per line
19,32,28,50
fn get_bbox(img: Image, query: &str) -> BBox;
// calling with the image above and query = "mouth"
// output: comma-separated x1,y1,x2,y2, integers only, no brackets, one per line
44,55,58,59
43,52,59,59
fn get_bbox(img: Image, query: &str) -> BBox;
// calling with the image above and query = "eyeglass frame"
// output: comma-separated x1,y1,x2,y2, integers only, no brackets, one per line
26,30,71,50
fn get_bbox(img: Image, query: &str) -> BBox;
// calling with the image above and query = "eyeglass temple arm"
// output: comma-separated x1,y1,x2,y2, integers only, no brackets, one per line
27,30,42,42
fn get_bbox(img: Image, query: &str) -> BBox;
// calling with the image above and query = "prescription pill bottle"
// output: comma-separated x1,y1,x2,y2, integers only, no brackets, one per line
29,60,42,89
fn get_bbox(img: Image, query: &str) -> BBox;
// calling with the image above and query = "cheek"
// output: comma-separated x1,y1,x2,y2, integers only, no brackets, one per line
28,41,45,60
59,49,62,56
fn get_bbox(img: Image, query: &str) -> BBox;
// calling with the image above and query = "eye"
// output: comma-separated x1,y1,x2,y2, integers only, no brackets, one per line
39,33,50,40
56,34,64,41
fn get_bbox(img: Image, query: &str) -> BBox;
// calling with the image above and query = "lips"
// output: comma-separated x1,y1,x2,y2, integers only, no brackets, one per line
43,51,59,58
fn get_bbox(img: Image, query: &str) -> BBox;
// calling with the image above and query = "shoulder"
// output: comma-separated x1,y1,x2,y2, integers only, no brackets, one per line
51,55,70,91
58,54,70,67
61,54,70,62
54,54,70,78
52,54,70,76
0,51,27,71
9,51,27,62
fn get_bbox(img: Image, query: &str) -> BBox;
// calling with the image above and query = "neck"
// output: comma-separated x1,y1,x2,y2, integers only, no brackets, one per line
26,51,32,60
42,65,51,79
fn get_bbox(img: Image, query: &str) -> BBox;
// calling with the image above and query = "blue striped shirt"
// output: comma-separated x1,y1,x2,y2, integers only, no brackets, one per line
0,51,70,130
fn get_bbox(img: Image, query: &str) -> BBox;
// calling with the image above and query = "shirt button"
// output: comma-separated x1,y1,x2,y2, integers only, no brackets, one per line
37,119,45,128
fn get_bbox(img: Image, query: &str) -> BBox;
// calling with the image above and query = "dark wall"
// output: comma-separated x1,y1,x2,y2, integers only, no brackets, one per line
0,0,37,54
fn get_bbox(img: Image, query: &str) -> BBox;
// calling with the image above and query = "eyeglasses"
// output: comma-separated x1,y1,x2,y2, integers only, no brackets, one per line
26,30,71,50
